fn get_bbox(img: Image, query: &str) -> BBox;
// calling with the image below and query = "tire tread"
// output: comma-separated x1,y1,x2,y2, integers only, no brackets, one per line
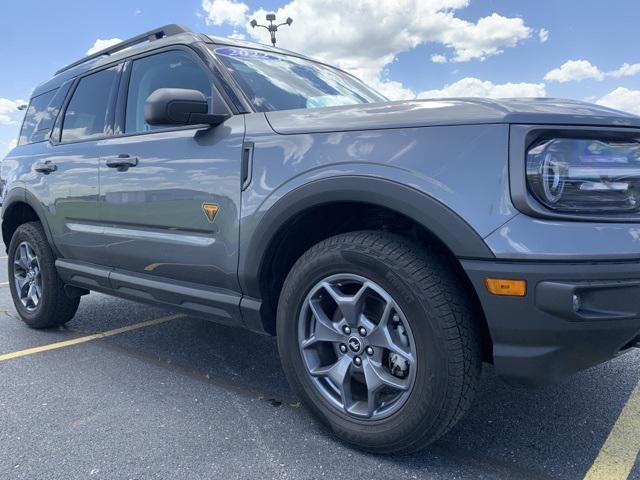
277,230,482,453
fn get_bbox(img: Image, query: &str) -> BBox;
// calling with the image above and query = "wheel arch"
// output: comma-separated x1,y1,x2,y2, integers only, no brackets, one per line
239,176,494,359
2,188,58,256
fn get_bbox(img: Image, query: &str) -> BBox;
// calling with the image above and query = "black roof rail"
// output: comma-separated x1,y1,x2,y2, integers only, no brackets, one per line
55,24,192,75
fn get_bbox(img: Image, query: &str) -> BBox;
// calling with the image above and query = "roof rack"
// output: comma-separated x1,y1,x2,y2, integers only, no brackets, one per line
55,24,192,75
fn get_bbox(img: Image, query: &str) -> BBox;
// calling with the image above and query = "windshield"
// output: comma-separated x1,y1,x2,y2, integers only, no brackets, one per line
210,46,386,112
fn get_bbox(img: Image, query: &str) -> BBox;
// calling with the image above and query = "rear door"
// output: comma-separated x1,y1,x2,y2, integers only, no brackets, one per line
30,65,120,266
98,47,244,296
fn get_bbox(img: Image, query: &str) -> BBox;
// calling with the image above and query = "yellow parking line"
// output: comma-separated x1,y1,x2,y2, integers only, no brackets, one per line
583,380,640,480
0,313,185,362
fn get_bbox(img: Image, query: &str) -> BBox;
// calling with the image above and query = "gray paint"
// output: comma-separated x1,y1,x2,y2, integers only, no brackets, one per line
265,97,640,135
97,118,244,292
484,214,640,260
3,29,640,380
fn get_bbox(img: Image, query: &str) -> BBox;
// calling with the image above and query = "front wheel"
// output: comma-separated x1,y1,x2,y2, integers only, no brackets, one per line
8,222,80,329
277,231,482,453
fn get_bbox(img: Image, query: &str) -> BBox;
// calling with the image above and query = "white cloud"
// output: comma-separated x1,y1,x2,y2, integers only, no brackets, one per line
0,98,26,125
229,30,246,40
370,77,416,101
435,12,532,62
431,54,448,63
544,60,640,82
544,59,604,83
203,0,535,100
201,0,248,26
608,63,640,78
417,77,546,99
87,38,122,55
538,28,549,43
596,87,640,115
7,138,17,150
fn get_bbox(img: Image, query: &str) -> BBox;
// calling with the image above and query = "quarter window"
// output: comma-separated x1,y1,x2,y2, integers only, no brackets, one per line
125,50,213,133
61,66,119,142
18,89,57,146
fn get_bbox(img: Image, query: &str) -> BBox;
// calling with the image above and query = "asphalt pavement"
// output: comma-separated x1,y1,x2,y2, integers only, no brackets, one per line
0,258,638,480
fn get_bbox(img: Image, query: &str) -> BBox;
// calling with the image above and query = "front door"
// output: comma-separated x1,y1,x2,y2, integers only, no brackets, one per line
98,49,243,295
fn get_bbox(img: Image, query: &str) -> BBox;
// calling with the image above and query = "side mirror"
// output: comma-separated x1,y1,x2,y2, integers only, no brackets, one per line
144,88,229,127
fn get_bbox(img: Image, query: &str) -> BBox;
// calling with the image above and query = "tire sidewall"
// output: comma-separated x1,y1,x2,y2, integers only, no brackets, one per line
278,239,453,450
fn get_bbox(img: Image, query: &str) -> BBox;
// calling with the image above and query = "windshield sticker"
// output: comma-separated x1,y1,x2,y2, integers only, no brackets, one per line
214,47,280,61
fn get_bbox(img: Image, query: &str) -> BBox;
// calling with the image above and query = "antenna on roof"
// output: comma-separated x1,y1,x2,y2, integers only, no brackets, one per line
250,14,293,47
55,24,192,75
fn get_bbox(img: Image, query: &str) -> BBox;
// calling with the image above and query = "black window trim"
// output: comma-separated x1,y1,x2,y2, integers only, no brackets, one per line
113,44,234,140
53,62,123,146
51,42,237,146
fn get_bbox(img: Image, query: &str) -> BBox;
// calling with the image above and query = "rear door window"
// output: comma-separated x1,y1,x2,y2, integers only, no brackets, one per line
61,66,119,142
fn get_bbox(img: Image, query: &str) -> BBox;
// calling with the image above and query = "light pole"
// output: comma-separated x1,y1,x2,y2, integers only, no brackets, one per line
249,13,293,47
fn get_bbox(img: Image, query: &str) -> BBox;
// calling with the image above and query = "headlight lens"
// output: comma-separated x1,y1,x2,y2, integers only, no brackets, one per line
526,138,640,213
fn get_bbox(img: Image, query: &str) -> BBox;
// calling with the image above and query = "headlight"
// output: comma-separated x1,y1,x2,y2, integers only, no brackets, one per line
526,138,640,213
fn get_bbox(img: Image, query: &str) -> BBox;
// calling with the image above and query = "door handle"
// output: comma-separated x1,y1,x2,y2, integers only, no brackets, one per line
34,161,57,174
105,154,138,171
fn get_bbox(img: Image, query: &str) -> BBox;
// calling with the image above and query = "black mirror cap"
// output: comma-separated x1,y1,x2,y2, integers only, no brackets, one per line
144,88,229,127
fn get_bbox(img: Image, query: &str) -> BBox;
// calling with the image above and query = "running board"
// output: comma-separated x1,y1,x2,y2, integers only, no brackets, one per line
55,259,244,327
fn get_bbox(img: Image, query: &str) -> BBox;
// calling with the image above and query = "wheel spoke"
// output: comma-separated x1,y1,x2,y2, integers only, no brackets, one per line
15,245,28,271
13,258,25,272
26,284,36,307
25,245,36,265
310,355,354,411
321,281,369,327
15,275,29,291
302,299,345,347
367,320,415,365
363,357,410,393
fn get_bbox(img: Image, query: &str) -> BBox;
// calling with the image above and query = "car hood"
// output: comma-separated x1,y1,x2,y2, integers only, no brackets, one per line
264,98,640,135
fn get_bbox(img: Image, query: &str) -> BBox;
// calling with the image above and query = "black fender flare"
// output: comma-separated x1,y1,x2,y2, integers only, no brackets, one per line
1,187,61,257
238,176,494,298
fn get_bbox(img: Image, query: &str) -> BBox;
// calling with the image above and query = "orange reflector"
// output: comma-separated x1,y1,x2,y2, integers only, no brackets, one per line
484,278,527,297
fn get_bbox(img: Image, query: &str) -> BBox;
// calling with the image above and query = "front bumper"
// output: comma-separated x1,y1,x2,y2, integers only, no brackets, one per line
462,259,640,387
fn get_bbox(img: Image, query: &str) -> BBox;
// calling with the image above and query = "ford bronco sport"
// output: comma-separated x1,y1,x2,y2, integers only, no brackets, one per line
3,24,640,453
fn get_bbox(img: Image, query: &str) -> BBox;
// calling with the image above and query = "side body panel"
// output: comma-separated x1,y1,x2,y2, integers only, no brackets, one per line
238,113,513,301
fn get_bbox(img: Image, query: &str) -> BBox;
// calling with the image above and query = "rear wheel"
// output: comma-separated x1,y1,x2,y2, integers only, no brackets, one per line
277,231,482,453
8,222,80,328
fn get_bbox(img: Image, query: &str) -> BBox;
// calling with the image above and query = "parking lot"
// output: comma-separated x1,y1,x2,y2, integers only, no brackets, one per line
0,258,638,480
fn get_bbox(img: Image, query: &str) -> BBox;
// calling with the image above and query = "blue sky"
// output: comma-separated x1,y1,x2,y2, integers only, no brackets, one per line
1,0,639,158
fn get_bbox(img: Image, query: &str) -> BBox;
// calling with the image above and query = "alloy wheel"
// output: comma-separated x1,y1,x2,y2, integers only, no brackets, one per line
298,273,417,420
13,241,43,312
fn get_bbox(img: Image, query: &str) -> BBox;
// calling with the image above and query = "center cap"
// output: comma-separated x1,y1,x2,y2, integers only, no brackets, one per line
348,336,362,354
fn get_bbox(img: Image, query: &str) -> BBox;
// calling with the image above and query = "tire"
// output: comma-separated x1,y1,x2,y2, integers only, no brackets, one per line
8,222,80,329
277,230,482,453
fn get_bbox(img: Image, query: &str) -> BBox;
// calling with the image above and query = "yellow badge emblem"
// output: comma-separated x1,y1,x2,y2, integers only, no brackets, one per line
202,203,219,222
